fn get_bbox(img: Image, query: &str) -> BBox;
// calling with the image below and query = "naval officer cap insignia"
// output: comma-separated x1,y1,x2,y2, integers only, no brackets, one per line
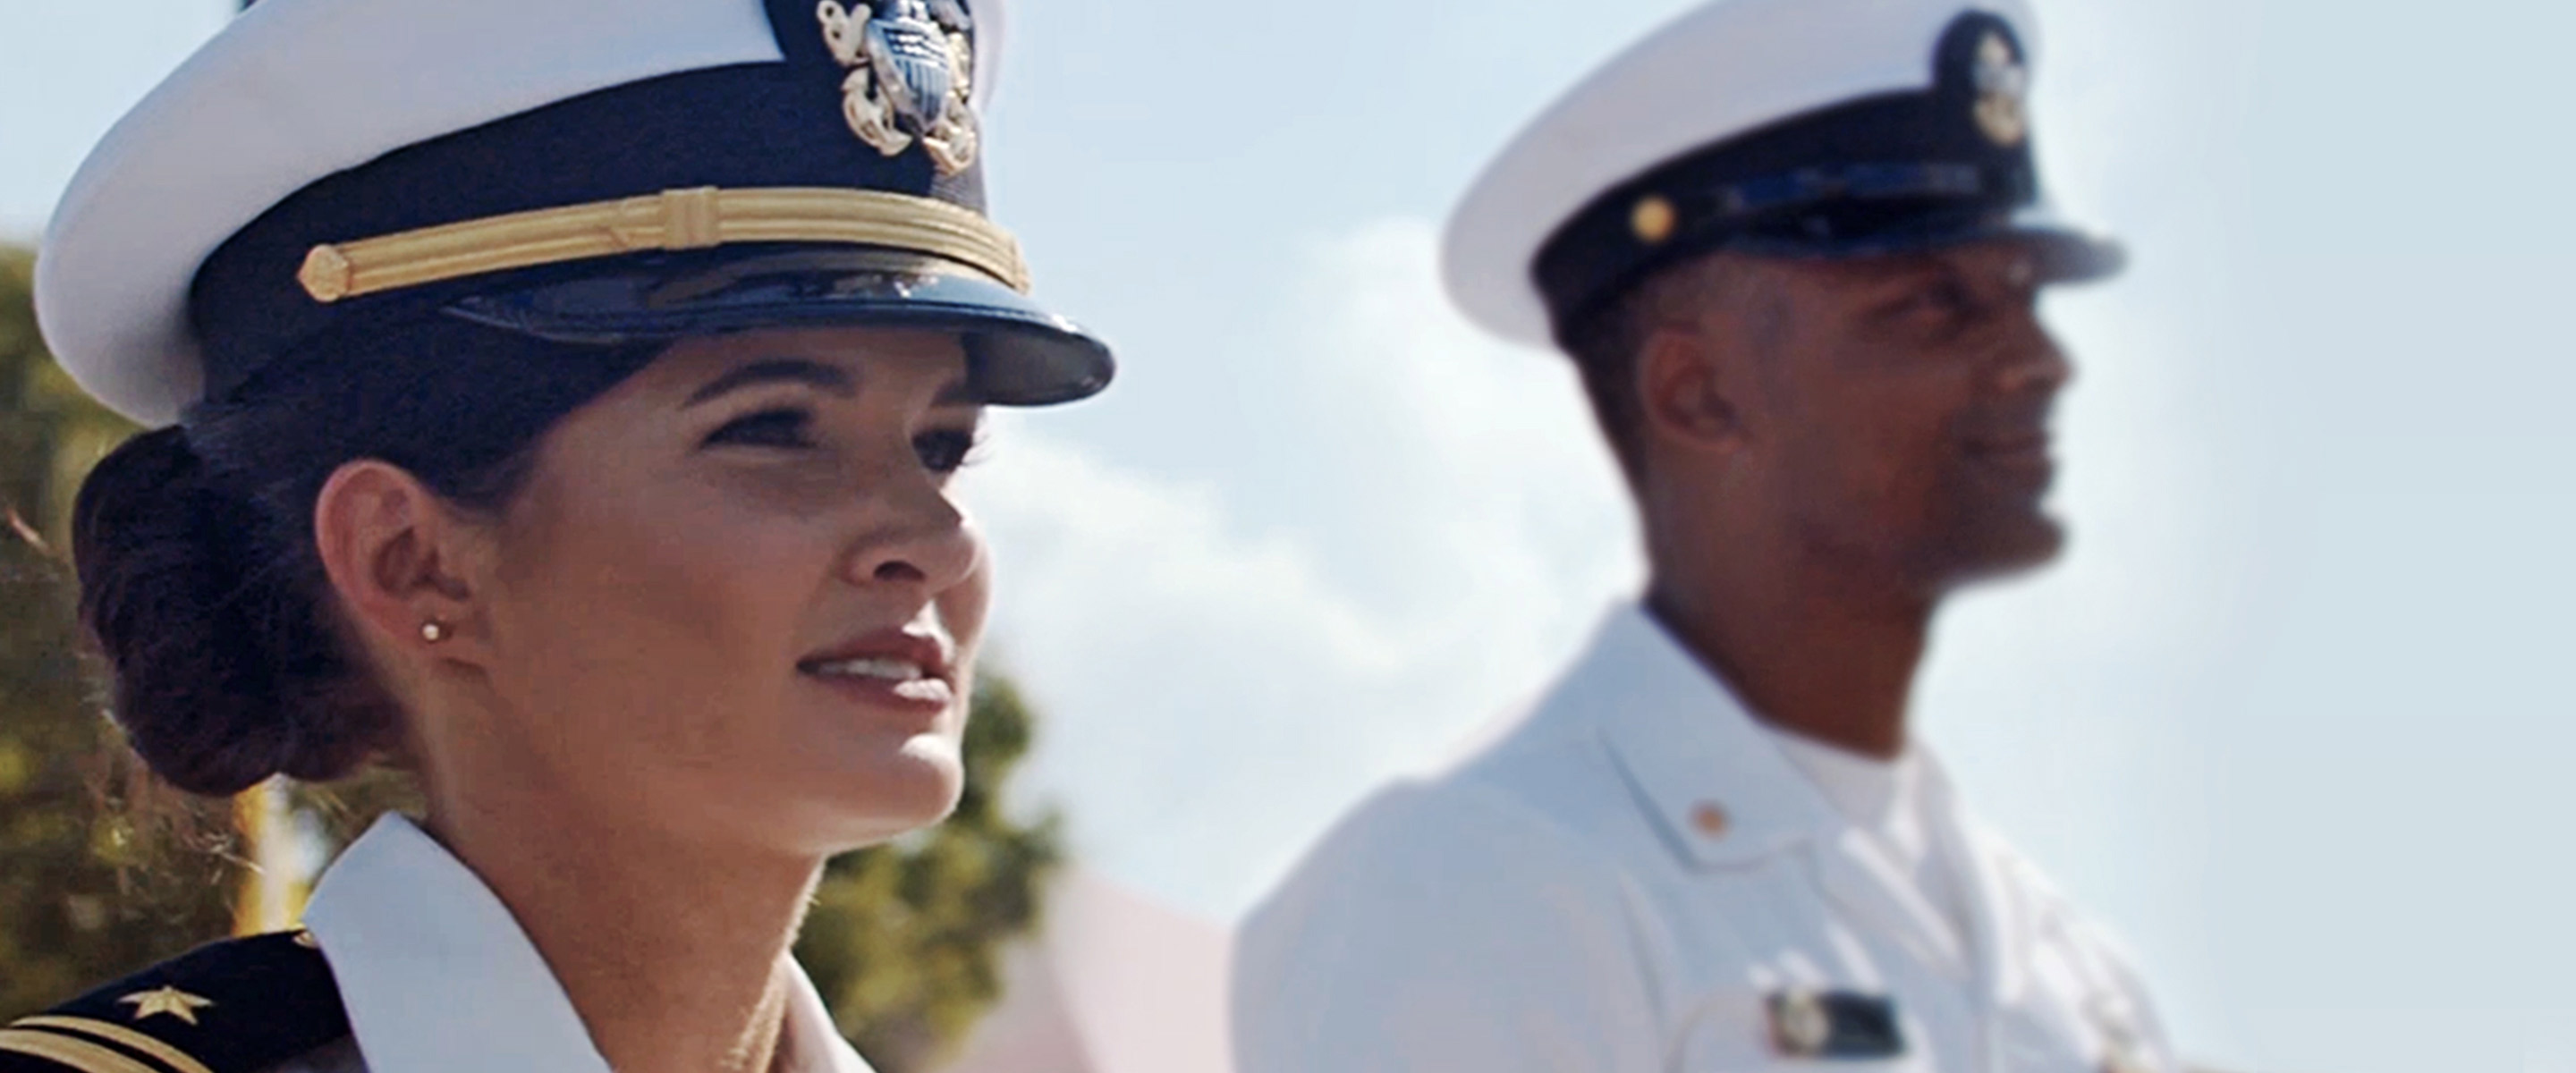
822,0,982,175
1765,989,1907,1060
1442,0,2124,349
37,0,1112,428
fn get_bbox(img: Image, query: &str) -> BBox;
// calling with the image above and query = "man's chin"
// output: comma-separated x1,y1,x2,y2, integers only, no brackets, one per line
1928,513,2067,591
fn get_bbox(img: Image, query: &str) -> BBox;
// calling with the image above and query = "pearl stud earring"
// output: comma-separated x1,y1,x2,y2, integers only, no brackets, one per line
420,621,449,644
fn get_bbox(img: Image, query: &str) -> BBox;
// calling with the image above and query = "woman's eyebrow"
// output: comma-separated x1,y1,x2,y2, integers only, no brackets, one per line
684,359,858,408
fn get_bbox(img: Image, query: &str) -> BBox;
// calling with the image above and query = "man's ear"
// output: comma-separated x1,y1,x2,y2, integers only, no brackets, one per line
312,460,488,663
1637,324,1750,454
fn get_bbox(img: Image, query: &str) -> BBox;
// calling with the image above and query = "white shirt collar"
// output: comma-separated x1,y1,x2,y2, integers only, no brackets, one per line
1563,604,2016,974
303,815,874,1073
1566,602,1852,867
1560,604,2000,975
1767,727,1915,832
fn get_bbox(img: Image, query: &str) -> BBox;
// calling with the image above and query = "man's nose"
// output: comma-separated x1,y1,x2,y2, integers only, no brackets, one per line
1993,314,2072,396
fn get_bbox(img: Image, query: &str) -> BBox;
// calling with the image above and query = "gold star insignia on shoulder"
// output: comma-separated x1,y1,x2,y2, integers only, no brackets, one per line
117,986,214,1026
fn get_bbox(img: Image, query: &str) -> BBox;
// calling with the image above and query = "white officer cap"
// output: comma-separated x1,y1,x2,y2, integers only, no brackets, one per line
1443,0,2121,348
37,0,1125,428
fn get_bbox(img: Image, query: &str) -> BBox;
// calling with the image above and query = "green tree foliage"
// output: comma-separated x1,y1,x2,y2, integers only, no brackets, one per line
0,244,1058,1070
0,246,236,1016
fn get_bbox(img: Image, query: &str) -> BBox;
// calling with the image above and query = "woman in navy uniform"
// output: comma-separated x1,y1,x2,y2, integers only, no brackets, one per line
3,1,1108,1071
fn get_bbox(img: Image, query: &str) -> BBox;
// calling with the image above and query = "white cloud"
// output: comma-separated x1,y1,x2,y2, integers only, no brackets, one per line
962,218,1640,918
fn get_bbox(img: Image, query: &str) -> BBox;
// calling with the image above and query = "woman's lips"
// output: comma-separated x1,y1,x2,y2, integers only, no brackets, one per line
798,629,958,722
800,665,956,722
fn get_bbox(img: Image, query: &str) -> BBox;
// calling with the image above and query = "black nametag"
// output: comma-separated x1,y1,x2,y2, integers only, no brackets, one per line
1766,990,1906,1060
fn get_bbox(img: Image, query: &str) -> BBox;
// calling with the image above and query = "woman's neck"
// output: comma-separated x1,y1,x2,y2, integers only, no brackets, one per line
422,784,825,1073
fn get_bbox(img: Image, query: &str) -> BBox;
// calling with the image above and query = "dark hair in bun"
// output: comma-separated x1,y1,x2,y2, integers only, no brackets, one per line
72,319,661,797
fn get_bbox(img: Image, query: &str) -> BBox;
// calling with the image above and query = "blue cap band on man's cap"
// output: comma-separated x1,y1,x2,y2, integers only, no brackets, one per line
1441,0,2123,349
1531,13,2120,341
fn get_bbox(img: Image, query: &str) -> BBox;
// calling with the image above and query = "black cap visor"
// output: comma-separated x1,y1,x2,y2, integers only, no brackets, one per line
442,247,1115,407
1723,199,2125,285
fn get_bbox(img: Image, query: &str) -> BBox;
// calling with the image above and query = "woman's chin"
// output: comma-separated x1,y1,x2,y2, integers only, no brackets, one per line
794,737,967,849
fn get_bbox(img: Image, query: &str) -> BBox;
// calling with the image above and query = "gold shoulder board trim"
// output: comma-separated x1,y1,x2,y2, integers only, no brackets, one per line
13,1019,215,1073
297,186,1033,304
0,1027,162,1073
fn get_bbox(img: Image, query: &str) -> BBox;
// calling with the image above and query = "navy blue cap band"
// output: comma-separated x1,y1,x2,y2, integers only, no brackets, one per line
180,0,1109,410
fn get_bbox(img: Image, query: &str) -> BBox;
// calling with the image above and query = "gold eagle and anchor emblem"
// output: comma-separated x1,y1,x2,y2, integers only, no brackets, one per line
1970,30,2029,148
817,0,980,176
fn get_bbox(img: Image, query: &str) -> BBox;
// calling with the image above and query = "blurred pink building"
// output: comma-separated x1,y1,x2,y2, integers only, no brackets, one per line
939,870,1233,1073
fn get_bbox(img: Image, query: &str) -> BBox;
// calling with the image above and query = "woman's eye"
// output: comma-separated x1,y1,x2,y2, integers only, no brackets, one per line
913,429,981,474
706,409,817,449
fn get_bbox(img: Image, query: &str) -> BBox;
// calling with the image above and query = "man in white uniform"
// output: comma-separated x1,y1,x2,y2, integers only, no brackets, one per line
1233,2,2182,1070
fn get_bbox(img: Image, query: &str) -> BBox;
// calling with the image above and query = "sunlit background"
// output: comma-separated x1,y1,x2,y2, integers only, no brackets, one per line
5,2,2572,1070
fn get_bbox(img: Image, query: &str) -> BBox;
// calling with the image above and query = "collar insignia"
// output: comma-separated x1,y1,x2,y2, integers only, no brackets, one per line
1971,30,2029,147
116,986,215,1026
818,0,980,176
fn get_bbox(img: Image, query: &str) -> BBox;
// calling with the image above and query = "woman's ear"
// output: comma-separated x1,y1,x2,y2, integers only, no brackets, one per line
312,460,490,665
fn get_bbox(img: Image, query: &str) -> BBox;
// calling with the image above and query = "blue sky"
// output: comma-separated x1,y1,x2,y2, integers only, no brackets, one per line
7,2,2575,1070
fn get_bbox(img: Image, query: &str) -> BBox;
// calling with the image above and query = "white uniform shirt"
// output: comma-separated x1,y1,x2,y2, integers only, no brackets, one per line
1764,731,1972,947
278,815,875,1073
1233,603,2176,1073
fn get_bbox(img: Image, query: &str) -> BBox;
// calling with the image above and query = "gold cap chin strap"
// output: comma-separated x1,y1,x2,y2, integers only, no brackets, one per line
295,186,1031,304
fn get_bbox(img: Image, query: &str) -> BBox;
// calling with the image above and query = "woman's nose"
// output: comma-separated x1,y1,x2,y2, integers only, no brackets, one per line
845,474,980,595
